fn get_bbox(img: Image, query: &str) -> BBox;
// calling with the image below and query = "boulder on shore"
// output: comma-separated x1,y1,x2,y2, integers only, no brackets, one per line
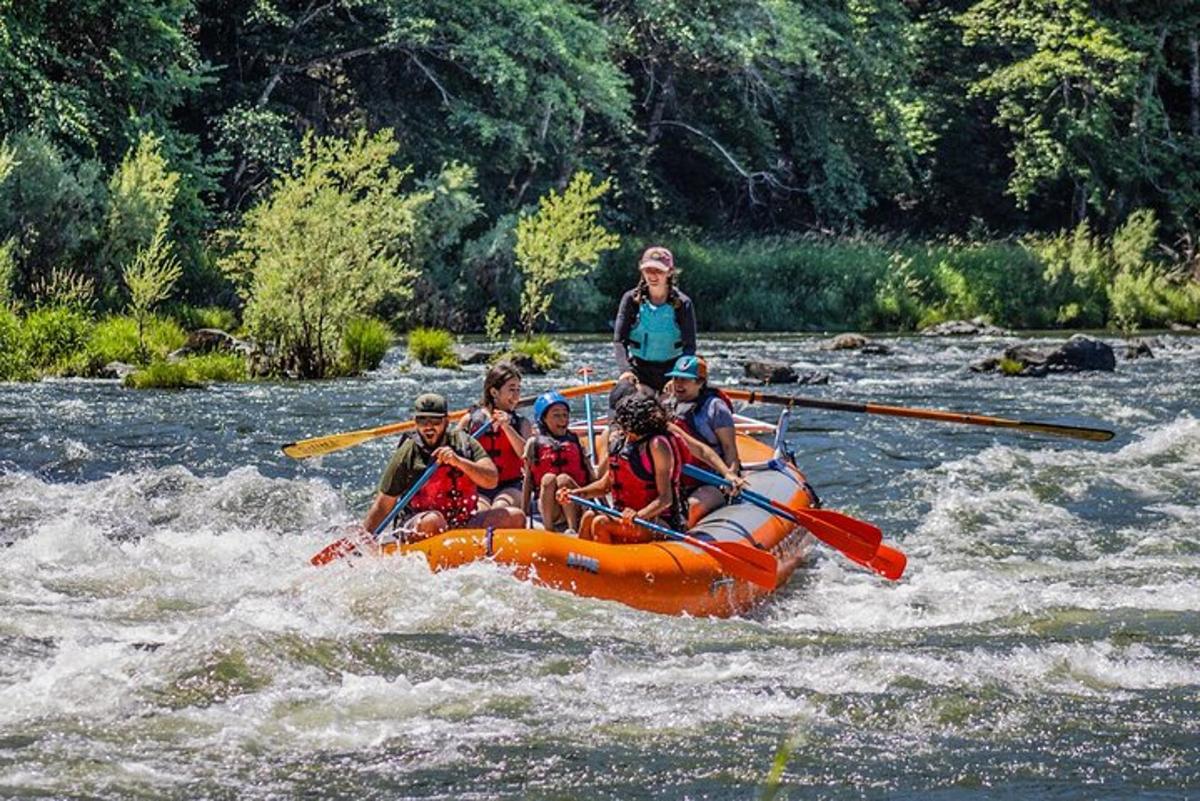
1124,338,1156,360
453,345,496,365
971,334,1116,377
743,360,797,384
920,317,1009,337
820,333,892,354
503,352,545,375
101,361,137,380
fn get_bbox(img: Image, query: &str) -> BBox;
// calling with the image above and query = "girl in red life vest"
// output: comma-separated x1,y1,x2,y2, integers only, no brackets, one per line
665,355,743,525
560,393,687,544
521,391,594,533
458,361,532,513
592,378,742,523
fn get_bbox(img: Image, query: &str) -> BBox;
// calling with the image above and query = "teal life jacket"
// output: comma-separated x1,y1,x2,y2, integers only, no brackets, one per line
627,300,683,363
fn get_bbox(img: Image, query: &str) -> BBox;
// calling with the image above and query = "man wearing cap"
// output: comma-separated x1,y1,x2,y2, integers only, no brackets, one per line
667,355,743,525
612,245,697,392
362,393,524,541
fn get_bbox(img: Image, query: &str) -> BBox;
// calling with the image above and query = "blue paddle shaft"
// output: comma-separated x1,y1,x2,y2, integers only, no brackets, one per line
681,464,796,524
568,495,684,541
373,420,492,537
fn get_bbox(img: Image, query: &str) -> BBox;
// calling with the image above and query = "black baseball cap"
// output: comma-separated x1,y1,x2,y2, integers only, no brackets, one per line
413,393,448,418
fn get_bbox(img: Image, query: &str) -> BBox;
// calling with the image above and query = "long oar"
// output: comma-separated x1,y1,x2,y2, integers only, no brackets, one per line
724,388,1114,442
284,380,616,459
569,496,778,590
682,465,906,581
310,422,493,566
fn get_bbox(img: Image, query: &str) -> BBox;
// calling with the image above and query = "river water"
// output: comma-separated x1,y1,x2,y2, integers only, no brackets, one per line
1,334,1197,800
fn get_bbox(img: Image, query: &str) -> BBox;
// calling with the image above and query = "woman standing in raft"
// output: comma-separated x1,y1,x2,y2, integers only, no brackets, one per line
559,393,687,544
613,246,697,392
666,355,742,525
459,362,533,513
521,391,594,533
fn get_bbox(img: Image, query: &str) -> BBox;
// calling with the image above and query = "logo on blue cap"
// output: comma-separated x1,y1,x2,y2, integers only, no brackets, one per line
665,355,706,380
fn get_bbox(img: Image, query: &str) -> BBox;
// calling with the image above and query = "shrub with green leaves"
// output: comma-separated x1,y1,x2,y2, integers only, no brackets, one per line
221,129,433,378
500,335,564,372
340,316,392,374
168,304,239,333
407,327,459,369
84,314,186,371
0,131,107,300
0,306,32,381
184,353,247,382
22,304,92,374
122,353,248,389
123,360,202,390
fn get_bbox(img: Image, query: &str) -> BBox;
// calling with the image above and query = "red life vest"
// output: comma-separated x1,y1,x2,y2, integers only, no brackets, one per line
529,432,589,487
673,387,734,490
466,407,526,484
608,431,686,529
403,432,478,528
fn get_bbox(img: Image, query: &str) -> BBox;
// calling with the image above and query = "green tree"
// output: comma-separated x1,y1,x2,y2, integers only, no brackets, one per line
0,0,209,161
959,0,1200,229
101,132,181,305
514,171,619,335
221,129,432,378
123,219,183,362
0,130,107,300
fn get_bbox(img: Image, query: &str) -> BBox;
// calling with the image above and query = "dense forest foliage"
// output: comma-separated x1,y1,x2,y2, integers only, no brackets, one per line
3,0,1200,379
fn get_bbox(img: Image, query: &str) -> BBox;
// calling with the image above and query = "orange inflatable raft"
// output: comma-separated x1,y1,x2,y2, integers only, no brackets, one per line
376,434,817,617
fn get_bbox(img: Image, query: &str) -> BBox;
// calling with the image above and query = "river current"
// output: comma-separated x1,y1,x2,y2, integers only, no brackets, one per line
1,334,1197,800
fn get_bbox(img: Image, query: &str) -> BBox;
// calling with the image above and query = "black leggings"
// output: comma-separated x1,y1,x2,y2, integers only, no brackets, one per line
630,358,676,392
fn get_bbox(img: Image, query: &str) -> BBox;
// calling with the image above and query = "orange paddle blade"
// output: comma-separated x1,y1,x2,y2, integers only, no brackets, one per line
310,532,378,566
866,543,907,581
699,539,778,590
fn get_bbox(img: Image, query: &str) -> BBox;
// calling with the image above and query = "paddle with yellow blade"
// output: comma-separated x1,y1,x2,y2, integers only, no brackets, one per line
283,379,616,459
724,388,1114,442
569,496,779,590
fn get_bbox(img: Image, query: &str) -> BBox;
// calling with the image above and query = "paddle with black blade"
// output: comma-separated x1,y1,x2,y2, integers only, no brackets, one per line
724,388,1114,442
309,421,493,566
569,495,778,590
283,380,616,459
682,464,907,581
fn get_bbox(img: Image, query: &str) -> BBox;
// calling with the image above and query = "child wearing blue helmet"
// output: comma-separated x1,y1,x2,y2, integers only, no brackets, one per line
521,390,595,533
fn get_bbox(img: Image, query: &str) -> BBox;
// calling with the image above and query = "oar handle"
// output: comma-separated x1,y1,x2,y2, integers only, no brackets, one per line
372,420,491,538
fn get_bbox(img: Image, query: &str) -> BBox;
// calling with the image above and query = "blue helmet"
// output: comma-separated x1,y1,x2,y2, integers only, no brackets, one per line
533,390,569,423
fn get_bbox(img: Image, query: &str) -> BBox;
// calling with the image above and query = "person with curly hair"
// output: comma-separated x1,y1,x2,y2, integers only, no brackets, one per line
559,393,688,543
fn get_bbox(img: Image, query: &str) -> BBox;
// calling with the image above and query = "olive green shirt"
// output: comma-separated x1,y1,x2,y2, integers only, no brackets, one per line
378,429,487,497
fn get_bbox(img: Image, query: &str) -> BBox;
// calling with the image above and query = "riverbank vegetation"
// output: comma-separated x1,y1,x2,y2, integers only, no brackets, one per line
2,1,1199,384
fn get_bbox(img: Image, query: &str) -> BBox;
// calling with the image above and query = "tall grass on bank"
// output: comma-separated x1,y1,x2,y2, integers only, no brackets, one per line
84,315,186,371
123,353,247,389
0,306,33,381
340,316,392,374
407,327,459,368
497,335,565,371
586,220,1200,333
